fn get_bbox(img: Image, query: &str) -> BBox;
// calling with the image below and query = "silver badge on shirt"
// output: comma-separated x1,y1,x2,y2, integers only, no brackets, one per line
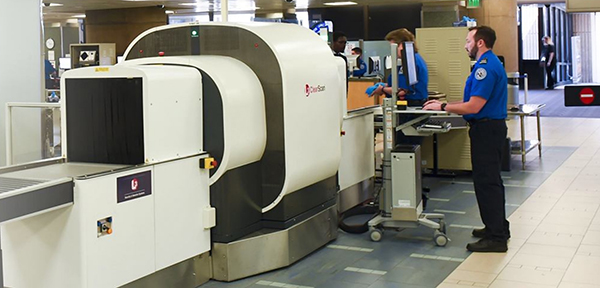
475,68,487,80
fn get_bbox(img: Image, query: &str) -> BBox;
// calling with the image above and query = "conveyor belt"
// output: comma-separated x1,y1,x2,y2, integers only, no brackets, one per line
0,177,73,224
0,162,128,224
0,176,46,194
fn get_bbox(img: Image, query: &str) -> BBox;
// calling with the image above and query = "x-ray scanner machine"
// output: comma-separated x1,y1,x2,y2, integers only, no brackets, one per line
0,22,346,288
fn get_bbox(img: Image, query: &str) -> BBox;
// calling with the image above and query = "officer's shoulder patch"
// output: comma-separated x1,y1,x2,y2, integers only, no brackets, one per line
480,58,488,64
475,68,487,80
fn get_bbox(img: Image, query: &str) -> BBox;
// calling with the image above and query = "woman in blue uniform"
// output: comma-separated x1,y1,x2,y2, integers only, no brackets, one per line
424,26,510,252
372,28,428,107
372,28,429,147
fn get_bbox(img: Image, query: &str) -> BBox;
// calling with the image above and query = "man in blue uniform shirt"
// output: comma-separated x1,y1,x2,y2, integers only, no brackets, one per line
351,47,367,77
424,26,509,252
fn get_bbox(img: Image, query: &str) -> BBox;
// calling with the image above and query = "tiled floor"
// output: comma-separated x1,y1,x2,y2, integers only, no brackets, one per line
439,117,600,288
201,116,600,288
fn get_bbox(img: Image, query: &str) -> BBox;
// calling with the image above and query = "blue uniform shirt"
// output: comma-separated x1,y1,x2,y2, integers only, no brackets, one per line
353,58,367,77
45,59,56,80
463,50,507,121
387,53,428,101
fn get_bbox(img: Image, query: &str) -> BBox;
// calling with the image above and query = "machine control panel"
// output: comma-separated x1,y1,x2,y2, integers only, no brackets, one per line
97,216,113,237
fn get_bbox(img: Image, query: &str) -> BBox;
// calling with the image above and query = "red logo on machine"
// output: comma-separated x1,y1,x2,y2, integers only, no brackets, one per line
305,84,326,97
131,178,139,191
580,88,595,105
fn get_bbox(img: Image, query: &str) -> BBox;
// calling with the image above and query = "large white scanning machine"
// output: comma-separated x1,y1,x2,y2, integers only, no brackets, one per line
0,22,346,288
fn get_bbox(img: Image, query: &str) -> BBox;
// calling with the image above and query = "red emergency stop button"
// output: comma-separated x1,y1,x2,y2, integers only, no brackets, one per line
200,157,217,169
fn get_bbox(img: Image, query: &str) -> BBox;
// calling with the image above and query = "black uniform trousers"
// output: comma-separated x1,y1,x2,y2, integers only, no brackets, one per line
545,62,556,89
468,119,510,241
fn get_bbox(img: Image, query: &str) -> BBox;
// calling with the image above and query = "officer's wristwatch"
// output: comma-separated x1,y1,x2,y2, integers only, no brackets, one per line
441,103,447,111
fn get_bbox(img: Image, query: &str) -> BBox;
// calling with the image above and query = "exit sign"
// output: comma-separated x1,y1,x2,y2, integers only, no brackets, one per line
467,0,480,8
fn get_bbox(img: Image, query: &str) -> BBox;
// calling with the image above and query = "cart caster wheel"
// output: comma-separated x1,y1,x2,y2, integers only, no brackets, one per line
439,220,447,234
370,228,383,242
434,233,448,247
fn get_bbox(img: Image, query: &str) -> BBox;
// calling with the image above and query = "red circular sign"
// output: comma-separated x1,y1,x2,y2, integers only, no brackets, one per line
580,88,595,105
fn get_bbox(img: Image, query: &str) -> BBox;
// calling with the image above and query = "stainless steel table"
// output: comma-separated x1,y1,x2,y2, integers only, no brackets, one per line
507,104,546,169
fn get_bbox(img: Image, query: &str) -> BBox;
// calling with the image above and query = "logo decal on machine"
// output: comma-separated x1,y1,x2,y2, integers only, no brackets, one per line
117,171,152,203
305,84,326,97
131,178,139,191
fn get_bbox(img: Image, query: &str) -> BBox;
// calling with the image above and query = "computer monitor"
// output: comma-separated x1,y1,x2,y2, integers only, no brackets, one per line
368,56,380,74
346,54,359,72
310,20,333,43
401,41,418,86
79,50,97,65
383,55,401,70
59,57,71,70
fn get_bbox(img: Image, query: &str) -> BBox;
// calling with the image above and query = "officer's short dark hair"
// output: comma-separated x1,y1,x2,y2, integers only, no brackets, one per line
469,26,496,49
332,31,347,42
352,47,362,54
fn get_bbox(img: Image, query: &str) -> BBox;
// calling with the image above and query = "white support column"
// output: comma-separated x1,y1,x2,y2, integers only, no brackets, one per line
0,0,43,167
222,0,229,22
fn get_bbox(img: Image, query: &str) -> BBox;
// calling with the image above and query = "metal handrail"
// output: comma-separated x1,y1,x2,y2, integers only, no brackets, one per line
5,102,61,166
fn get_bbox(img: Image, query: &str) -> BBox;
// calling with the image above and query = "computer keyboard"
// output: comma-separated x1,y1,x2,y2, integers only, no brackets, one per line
415,119,451,132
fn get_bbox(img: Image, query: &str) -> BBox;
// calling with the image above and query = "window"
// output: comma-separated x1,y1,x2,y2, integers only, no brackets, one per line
521,4,540,60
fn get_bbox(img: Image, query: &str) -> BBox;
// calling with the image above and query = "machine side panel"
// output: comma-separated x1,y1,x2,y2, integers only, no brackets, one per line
210,162,263,243
338,113,375,191
263,176,337,223
78,168,156,288
65,78,145,165
141,66,204,163
2,207,85,288
153,155,211,270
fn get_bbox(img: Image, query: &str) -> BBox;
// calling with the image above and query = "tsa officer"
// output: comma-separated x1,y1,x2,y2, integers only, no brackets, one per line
351,47,367,77
423,26,509,252
372,28,429,106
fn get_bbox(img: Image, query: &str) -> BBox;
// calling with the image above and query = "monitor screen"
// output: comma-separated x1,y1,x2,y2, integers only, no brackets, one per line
401,41,418,86
368,56,380,74
59,57,71,70
383,55,401,70
346,54,359,72
79,50,97,64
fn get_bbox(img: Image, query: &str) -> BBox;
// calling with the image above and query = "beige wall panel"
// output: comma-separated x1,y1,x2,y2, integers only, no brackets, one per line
467,0,518,73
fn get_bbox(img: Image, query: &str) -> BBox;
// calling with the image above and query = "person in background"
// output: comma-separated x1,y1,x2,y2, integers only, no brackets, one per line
541,36,556,90
423,26,509,252
371,28,429,145
371,28,428,106
371,28,431,207
351,47,367,77
331,31,349,90
45,59,57,89
331,31,348,67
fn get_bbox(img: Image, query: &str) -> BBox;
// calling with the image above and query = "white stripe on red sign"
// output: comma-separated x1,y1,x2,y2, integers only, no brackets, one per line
580,88,595,105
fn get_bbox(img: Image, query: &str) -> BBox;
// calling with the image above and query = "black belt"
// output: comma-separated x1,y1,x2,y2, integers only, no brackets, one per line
467,118,504,125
